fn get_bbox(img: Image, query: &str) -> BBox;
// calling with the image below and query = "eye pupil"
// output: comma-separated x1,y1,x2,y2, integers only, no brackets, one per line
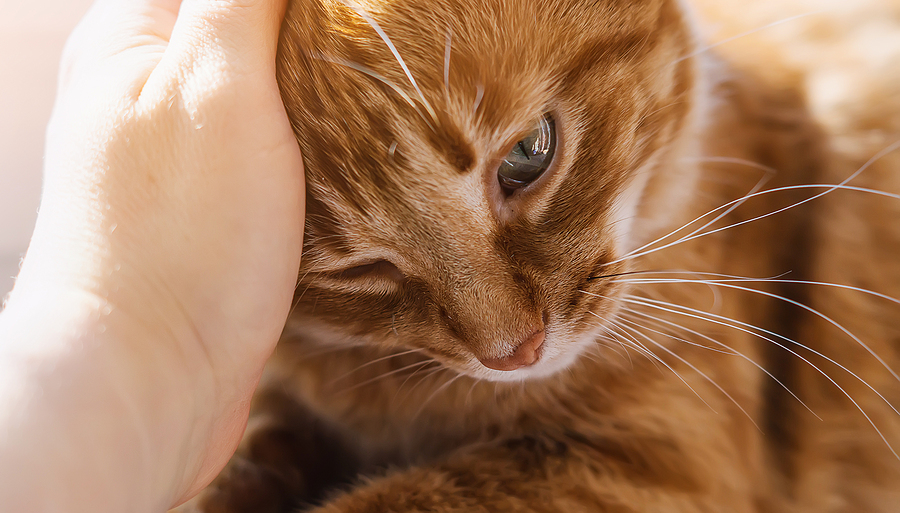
498,114,556,190
517,141,531,160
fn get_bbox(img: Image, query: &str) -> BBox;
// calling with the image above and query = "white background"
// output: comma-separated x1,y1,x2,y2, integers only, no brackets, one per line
0,0,94,299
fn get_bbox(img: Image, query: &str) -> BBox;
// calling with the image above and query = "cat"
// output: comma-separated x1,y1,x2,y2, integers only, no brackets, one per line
184,0,900,511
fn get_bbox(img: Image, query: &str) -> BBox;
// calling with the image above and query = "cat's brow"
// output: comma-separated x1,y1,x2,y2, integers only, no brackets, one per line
425,112,476,173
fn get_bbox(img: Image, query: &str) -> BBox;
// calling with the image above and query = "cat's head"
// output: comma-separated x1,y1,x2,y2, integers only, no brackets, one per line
277,0,699,381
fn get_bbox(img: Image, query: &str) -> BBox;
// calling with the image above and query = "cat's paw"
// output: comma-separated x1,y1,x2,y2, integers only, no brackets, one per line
198,455,299,513
195,391,362,513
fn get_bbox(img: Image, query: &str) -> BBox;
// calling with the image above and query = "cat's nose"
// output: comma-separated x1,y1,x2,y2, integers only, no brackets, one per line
480,330,545,371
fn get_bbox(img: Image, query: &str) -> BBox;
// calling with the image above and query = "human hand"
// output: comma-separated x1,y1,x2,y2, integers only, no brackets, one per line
0,0,303,510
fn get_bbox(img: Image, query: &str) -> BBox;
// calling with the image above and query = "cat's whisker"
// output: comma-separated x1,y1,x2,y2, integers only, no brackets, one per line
618,307,820,420
684,156,779,178
601,318,649,355
752,183,900,201
312,53,436,131
612,275,900,306
410,372,463,422
691,155,778,223
390,313,400,336
290,344,358,362
603,335,656,371
615,139,899,265
286,273,314,320
618,316,762,428
610,176,900,268
599,316,666,373
588,269,675,281
393,360,446,405
328,347,428,385
630,281,900,383
613,158,777,267
594,324,644,361
607,317,718,413
669,140,900,245
617,139,900,266
592,322,638,368
582,328,631,365
444,29,452,96
463,378,479,408
620,294,900,460
593,333,634,366
583,287,900,420
673,10,826,66
593,270,728,309
608,269,787,282
618,311,734,355
473,83,485,116
336,358,437,395
622,293,896,400
343,2,438,124
601,151,774,274
290,274,321,320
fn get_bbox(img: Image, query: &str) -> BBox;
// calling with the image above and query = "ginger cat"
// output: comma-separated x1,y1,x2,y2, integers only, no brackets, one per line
185,0,900,511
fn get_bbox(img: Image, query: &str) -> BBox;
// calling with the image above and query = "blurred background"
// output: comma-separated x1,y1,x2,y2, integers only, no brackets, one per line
0,0,93,299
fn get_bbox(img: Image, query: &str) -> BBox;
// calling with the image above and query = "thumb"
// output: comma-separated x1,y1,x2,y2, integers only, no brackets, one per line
172,0,287,66
143,0,289,103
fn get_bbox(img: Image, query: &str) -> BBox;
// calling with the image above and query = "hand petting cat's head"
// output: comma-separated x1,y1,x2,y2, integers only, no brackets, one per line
278,0,698,381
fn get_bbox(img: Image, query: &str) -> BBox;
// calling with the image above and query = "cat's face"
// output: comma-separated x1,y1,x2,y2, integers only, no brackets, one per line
277,0,696,381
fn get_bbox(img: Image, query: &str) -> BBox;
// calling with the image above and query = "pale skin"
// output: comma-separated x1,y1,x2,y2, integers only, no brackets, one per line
0,0,304,511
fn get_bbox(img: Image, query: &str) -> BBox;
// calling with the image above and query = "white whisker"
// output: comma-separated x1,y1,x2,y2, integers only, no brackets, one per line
618,312,734,355
619,307,820,420
329,347,427,385
610,157,900,267
394,361,446,404
337,359,436,394
473,83,484,115
608,317,719,413
444,29,452,95
628,281,900,382
674,10,826,65
411,373,463,421
344,2,437,122
617,316,760,429
312,53,435,131
618,294,900,459
594,331,634,366
614,275,900,306
598,321,662,371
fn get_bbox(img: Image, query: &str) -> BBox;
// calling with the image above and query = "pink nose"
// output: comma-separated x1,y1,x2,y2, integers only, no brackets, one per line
480,330,545,371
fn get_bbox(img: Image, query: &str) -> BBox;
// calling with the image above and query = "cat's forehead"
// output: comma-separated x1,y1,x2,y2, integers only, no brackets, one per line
285,0,671,158
279,0,692,250
308,0,668,117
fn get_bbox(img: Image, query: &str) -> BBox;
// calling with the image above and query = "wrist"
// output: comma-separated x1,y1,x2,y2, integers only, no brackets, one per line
0,286,215,512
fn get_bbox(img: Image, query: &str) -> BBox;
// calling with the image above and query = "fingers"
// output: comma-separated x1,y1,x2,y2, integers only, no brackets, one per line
134,0,289,109
63,0,183,66
165,0,288,72
61,0,288,109
58,0,184,102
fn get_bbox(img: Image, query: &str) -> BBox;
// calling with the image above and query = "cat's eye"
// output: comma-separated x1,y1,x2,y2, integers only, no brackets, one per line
497,114,557,190
334,259,405,282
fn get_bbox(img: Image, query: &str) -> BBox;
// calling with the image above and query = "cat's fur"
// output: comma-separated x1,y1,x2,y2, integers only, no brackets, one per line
187,0,900,511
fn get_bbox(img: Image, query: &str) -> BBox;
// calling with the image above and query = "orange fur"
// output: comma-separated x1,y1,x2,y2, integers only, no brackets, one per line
182,0,900,511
